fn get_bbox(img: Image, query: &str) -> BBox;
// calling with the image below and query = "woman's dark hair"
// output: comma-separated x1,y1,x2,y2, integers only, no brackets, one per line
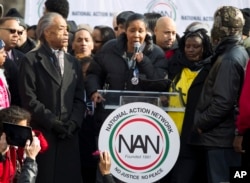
45,0,69,19
116,11,135,25
125,13,148,30
27,25,37,32
93,26,116,45
144,12,162,34
179,29,213,59
72,28,93,42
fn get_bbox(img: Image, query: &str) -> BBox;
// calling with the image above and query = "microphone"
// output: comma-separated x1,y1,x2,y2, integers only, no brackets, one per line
134,42,141,54
132,42,141,61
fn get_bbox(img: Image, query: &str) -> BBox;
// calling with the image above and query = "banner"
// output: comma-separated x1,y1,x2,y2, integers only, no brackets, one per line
25,0,250,36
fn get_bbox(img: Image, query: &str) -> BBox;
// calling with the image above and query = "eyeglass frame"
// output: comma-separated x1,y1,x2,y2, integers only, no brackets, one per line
0,28,23,35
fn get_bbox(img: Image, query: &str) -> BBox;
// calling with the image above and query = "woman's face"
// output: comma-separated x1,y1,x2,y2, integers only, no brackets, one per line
184,36,203,62
125,20,147,52
72,29,93,57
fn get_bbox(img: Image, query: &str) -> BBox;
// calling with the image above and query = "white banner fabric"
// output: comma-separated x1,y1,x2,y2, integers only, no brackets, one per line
25,0,250,36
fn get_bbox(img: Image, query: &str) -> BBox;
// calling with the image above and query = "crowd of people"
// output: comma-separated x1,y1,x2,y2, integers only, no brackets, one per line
0,0,250,183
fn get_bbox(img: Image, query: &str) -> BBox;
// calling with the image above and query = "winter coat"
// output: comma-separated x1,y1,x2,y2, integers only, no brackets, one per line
190,36,249,147
18,44,85,183
17,158,38,183
86,33,168,95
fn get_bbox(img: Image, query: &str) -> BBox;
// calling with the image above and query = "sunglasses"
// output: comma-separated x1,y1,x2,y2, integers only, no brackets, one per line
0,28,23,35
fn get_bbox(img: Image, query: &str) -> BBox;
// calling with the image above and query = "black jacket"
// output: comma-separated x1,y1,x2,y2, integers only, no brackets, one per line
4,48,25,106
16,38,37,54
17,158,38,183
85,33,168,96
190,36,249,147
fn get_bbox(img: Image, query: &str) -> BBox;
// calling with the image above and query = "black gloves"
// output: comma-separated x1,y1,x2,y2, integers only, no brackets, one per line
52,120,68,139
52,120,79,139
64,121,78,139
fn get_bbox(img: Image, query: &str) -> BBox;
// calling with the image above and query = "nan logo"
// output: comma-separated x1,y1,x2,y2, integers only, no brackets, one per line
98,102,180,183
146,0,178,21
37,0,46,17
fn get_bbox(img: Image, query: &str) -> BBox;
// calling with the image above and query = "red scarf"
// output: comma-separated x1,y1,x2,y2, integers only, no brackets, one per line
0,147,16,183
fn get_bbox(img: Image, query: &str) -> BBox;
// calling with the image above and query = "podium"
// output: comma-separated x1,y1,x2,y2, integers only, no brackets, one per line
97,89,185,112
98,89,183,183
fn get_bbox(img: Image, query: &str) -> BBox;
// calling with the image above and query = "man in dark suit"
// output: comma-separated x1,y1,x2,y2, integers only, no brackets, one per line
0,17,25,105
18,12,85,183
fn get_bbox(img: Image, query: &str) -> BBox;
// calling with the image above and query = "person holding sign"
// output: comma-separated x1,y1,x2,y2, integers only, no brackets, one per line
98,151,116,183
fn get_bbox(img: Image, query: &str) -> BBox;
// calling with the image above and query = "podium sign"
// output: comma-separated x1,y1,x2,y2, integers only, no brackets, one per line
98,102,180,183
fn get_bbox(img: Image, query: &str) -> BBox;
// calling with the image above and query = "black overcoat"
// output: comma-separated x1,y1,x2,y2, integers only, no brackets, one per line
18,44,85,183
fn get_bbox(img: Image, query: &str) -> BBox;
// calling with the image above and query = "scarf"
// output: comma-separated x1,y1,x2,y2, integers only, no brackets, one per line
177,53,211,71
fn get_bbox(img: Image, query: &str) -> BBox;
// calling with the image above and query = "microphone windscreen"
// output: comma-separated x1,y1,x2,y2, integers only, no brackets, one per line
133,42,141,53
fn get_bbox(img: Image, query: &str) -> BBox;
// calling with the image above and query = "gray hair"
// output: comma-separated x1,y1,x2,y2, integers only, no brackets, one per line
36,12,63,43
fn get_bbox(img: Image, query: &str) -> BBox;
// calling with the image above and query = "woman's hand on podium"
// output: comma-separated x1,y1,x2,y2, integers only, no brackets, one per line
91,91,105,107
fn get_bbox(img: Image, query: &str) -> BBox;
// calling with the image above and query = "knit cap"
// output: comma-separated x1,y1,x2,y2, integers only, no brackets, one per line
211,6,244,40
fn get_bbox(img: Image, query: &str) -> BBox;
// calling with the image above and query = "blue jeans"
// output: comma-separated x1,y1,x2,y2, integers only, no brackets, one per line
206,148,241,183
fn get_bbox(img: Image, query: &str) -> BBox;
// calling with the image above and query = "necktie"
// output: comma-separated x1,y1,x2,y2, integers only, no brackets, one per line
6,51,12,60
55,50,64,76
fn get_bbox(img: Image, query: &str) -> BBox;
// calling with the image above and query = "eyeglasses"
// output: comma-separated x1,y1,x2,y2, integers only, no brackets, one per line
0,28,23,35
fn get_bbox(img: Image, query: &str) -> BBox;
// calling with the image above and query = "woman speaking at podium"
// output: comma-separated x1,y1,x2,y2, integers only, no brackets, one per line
85,13,168,183
85,13,168,138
